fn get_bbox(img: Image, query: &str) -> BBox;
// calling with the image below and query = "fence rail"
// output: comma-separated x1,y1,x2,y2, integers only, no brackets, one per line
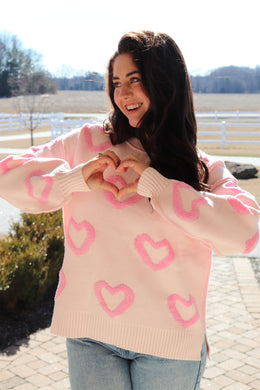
1,112,260,149
50,118,91,139
197,121,260,148
196,111,260,122
0,113,64,133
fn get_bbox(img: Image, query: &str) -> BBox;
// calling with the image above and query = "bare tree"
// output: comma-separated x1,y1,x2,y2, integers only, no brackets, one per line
13,93,51,146
0,32,57,146
11,69,57,146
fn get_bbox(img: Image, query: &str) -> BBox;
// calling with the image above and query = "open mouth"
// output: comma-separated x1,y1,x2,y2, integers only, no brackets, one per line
125,103,142,112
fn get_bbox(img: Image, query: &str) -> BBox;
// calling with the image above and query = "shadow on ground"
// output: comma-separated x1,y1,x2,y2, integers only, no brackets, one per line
0,287,55,355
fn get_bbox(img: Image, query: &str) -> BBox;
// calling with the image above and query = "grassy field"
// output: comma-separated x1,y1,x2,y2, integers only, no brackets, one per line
0,90,260,113
0,91,110,114
1,91,260,156
0,91,260,202
193,93,260,112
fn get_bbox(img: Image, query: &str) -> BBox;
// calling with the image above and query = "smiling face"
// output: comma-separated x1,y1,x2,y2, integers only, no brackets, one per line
112,53,150,128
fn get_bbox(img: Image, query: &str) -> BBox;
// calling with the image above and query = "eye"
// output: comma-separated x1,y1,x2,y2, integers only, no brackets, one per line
113,81,121,89
130,77,141,84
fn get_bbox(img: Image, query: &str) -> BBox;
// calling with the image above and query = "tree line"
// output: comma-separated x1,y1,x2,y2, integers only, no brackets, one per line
1,32,259,97
0,32,57,98
0,32,105,97
190,66,260,93
52,72,105,91
53,66,260,93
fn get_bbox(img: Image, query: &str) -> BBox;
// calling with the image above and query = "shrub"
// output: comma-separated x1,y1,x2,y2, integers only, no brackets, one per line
0,211,64,312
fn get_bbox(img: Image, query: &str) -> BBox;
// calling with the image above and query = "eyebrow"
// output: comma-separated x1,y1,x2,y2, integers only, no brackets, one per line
112,70,141,80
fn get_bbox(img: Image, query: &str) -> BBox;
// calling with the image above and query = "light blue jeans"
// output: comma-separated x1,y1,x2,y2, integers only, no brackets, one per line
66,337,207,390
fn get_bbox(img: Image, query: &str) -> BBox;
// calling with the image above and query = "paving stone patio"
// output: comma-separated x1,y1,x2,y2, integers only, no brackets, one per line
0,255,259,389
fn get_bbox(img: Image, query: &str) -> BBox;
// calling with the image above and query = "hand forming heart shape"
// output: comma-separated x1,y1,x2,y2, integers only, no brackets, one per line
82,151,149,200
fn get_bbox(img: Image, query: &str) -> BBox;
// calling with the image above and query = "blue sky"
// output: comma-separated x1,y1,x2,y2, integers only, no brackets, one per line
1,0,259,76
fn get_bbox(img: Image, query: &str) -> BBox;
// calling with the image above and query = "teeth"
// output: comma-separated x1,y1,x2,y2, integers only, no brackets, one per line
126,103,142,111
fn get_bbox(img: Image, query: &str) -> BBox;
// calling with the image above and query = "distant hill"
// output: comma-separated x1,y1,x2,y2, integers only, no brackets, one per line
52,72,105,91
51,66,260,93
190,66,260,93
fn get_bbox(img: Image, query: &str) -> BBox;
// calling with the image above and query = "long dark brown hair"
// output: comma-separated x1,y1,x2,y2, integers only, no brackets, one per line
106,31,208,191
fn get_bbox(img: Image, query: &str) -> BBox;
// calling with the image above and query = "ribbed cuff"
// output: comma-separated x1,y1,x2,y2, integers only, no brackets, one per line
56,164,90,197
137,167,170,198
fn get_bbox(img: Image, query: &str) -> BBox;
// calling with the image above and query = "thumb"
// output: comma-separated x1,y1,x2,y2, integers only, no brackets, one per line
117,178,139,200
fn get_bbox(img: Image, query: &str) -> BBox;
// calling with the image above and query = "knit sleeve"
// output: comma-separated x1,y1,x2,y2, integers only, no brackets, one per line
0,124,107,213
137,160,260,257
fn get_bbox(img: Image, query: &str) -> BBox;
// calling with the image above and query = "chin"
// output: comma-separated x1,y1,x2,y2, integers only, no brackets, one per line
128,119,141,128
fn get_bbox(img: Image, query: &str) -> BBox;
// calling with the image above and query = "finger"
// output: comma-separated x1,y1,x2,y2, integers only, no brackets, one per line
117,178,139,200
118,154,139,168
87,173,119,197
116,163,129,174
99,150,121,167
95,155,118,172
121,154,139,162
117,159,148,176
86,172,105,190
116,158,137,173
99,182,119,197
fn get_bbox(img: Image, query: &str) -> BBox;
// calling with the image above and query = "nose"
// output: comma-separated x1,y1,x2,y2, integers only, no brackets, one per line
119,83,132,98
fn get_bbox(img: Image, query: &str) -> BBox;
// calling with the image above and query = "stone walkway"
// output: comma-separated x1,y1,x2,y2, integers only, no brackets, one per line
0,255,259,390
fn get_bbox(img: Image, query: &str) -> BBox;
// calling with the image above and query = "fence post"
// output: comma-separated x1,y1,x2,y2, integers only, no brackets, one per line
9,116,13,132
221,121,226,149
19,114,24,131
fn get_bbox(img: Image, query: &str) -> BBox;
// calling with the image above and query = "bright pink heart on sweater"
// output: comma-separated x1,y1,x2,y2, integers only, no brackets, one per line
67,218,95,256
25,170,53,203
243,229,259,254
0,155,34,174
168,294,200,328
84,125,112,153
55,269,66,299
95,280,134,318
104,175,143,209
173,182,207,221
34,139,59,154
0,156,20,174
30,146,42,153
227,197,251,214
135,234,175,271
222,180,243,195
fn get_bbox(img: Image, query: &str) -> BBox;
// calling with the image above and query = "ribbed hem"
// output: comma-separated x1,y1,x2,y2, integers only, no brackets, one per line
56,164,90,197
51,309,204,361
137,168,170,198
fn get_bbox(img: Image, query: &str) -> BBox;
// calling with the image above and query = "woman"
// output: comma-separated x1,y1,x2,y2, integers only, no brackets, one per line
0,31,259,390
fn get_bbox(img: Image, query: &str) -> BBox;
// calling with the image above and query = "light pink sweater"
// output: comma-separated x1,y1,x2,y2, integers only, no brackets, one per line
1,124,259,360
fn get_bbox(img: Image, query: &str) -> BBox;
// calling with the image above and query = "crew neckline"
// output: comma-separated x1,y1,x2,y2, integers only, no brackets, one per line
126,137,145,152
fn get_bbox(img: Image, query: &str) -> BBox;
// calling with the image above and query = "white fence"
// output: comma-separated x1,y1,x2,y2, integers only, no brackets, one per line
1,112,260,150
50,118,90,139
49,112,260,149
196,111,260,122
198,121,260,148
0,113,64,133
